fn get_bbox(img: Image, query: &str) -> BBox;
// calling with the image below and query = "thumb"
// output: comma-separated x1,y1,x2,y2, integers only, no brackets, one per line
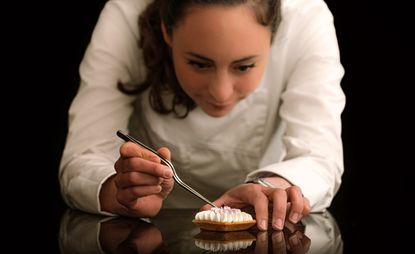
157,147,171,161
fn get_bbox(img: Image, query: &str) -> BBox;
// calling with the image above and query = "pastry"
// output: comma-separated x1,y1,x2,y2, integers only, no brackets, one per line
192,206,256,232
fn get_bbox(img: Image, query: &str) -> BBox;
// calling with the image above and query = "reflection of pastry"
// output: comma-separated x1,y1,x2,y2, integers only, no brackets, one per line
193,230,256,252
192,206,256,232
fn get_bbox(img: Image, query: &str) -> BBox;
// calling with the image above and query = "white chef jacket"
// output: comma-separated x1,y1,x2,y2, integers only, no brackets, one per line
59,0,345,215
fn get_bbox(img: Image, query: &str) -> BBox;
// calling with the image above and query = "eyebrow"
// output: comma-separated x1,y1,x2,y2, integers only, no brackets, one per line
186,52,259,64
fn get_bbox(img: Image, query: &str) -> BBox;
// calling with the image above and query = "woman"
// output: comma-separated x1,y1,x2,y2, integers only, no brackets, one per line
60,0,345,231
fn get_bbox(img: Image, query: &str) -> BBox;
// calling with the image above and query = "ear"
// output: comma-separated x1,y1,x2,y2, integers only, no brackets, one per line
161,21,172,47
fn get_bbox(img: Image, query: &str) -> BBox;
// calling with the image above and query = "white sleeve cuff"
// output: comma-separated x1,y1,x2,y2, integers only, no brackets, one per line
60,140,121,216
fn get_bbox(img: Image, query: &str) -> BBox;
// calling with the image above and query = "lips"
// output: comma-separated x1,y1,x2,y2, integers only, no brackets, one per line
207,101,232,108
200,100,235,117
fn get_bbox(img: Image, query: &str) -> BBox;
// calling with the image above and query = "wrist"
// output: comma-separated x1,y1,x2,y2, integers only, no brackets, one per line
250,176,292,189
251,177,276,188
99,175,119,214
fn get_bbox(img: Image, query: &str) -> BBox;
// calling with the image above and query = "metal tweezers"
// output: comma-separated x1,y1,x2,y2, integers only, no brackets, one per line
116,130,217,208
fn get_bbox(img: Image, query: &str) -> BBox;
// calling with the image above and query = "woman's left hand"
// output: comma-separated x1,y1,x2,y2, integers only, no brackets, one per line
200,177,310,231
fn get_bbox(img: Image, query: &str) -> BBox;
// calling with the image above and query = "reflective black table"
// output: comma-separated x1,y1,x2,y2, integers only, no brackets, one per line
59,208,342,253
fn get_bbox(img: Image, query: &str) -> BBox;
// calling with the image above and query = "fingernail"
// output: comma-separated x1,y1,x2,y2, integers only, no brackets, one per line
258,232,267,243
164,168,173,178
290,234,299,245
290,212,299,223
260,219,268,231
272,232,284,243
273,218,284,230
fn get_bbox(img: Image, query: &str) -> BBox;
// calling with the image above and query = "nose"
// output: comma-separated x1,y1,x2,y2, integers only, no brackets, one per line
208,70,233,103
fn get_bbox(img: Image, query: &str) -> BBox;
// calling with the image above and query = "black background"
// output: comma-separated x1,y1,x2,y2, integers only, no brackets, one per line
9,0,413,252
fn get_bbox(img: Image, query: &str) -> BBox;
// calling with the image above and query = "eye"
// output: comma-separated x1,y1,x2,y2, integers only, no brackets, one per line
236,63,256,72
187,60,211,70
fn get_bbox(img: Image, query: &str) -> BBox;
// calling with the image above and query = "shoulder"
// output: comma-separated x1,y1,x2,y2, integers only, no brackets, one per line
98,0,152,27
273,0,335,42
104,0,152,13
281,0,333,21
91,0,153,41
80,0,153,83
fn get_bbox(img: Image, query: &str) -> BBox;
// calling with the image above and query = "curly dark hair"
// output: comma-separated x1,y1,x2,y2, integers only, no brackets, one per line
118,0,282,118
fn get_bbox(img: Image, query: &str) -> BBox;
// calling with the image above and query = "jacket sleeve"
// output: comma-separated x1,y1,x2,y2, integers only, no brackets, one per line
59,0,146,215
246,0,346,212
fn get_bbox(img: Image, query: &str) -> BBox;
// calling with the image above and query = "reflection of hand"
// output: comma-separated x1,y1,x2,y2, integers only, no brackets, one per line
99,217,168,254
286,231,311,254
254,229,310,254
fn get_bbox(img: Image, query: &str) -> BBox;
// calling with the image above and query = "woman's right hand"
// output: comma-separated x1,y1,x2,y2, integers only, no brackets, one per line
100,142,174,217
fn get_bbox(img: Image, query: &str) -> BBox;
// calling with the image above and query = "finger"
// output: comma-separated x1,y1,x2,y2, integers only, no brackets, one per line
115,171,162,189
157,147,171,161
303,197,311,215
158,177,175,198
268,188,287,230
116,157,173,178
249,185,270,231
286,186,304,224
117,185,163,204
271,231,287,254
120,142,160,162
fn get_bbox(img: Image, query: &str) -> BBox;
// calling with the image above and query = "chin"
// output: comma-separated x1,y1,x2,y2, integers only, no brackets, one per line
206,112,228,118
196,99,237,117
202,107,233,118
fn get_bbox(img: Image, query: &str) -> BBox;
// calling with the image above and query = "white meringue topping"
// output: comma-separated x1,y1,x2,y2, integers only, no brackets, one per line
194,206,254,223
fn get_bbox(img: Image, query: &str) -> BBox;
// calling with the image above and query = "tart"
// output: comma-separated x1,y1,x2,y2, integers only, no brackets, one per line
192,206,256,232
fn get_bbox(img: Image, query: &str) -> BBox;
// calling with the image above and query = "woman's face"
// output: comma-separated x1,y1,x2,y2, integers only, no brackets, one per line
163,5,271,117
